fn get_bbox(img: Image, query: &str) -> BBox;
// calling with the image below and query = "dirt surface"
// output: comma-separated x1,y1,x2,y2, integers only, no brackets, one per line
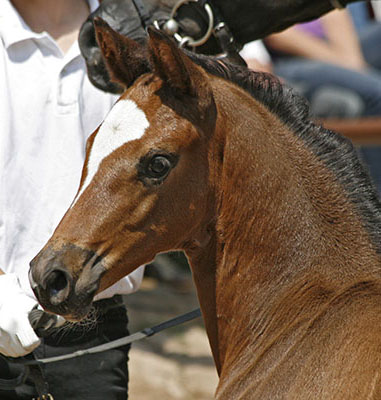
124,271,218,400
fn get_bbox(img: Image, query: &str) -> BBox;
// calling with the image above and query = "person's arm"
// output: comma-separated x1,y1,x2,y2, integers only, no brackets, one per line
321,9,367,70
265,10,367,71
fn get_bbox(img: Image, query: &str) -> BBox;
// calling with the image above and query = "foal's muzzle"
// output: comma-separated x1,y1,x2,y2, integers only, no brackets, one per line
29,244,106,320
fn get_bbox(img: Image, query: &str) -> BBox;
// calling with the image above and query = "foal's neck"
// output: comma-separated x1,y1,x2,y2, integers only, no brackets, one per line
190,83,381,390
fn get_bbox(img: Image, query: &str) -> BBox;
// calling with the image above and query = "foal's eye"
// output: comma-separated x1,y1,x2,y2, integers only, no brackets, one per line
137,151,179,186
148,156,171,178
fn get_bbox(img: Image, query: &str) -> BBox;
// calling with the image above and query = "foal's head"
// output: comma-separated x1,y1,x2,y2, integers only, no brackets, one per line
29,21,217,319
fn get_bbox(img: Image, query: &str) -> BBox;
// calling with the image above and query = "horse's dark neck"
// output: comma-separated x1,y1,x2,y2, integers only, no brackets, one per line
212,0,334,42
196,83,381,396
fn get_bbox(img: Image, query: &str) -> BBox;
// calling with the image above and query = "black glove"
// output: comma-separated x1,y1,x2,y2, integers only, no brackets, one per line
28,305,66,338
79,0,148,93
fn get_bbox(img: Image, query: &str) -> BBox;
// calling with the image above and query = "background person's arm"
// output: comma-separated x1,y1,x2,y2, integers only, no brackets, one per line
321,9,367,70
265,10,367,71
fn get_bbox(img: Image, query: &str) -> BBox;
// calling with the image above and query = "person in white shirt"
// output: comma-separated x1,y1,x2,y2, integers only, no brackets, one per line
0,0,144,398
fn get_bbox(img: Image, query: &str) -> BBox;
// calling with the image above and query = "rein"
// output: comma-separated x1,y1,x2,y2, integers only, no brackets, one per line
29,308,201,365
1,308,201,399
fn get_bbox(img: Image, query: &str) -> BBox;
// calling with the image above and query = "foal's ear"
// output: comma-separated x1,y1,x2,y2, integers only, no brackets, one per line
93,17,150,88
147,27,211,101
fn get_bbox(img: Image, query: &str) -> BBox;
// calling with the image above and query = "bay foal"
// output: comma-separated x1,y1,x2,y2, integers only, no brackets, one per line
30,20,381,399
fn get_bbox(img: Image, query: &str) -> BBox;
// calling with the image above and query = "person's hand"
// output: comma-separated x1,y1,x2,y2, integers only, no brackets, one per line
0,274,41,357
28,305,67,338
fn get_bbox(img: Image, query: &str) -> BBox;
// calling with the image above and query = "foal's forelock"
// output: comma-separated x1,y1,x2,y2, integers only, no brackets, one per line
72,98,150,207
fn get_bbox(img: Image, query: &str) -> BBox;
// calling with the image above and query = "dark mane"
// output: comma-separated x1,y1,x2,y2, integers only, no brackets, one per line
187,52,381,253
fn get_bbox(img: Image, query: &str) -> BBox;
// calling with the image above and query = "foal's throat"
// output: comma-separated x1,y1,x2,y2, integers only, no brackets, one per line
186,234,222,374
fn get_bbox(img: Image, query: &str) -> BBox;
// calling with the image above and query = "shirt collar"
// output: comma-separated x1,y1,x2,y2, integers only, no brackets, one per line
0,0,99,49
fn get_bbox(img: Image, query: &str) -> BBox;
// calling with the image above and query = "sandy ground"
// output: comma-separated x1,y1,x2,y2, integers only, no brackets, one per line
124,271,218,400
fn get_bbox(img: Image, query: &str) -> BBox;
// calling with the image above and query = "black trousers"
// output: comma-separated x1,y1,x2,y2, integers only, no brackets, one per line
0,296,130,400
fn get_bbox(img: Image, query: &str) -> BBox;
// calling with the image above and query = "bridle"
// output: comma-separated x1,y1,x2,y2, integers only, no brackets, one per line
161,0,215,48
132,0,246,65
80,0,246,93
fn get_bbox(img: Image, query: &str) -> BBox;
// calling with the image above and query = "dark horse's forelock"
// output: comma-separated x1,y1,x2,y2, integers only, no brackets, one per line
186,52,381,253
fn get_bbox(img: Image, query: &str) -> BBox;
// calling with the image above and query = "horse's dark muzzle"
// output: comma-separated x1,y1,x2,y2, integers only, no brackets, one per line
29,244,106,319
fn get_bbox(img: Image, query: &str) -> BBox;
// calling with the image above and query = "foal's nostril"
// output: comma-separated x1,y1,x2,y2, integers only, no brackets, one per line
47,270,67,293
45,269,71,305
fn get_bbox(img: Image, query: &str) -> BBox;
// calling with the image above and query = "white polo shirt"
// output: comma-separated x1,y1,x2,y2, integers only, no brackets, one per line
0,0,144,299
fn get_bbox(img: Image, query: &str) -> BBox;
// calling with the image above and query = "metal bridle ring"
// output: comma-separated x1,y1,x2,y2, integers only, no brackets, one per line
178,36,192,48
169,0,214,47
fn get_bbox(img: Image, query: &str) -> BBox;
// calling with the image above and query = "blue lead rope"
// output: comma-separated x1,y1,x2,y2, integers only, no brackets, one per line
0,308,202,399
22,307,202,366
1,307,202,367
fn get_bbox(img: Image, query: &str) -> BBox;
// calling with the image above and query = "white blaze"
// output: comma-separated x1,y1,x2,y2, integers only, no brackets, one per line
73,99,149,205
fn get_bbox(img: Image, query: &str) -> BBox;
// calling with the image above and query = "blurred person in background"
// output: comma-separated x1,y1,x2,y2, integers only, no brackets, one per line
264,6,381,193
349,2,381,70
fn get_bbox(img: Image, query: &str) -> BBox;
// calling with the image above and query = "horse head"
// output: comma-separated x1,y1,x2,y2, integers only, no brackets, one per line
29,19,217,320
